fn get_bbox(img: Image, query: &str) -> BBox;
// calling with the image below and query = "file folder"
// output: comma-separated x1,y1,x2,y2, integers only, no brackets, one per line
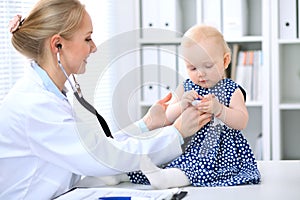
141,46,159,104
177,54,188,84
159,45,177,98
238,51,255,101
141,0,159,38
141,0,181,38
279,0,297,39
201,0,222,32
222,0,248,38
159,0,182,38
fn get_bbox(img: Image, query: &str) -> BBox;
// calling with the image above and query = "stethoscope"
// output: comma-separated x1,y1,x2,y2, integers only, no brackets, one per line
56,44,113,138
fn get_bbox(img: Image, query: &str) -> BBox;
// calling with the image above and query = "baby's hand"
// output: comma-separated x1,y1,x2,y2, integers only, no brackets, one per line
191,96,207,114
181,90,199,110
191,99,201,106
196,94,221,115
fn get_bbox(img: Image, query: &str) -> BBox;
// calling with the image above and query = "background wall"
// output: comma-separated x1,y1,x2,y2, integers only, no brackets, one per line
81,0,140,132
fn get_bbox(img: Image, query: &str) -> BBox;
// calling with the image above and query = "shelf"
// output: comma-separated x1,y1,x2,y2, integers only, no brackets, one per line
140,101,153,107
246,101,263,107
225,36,263,43
279,103,300,110
138,38,182,45
139,36,263,45
278,39,300,44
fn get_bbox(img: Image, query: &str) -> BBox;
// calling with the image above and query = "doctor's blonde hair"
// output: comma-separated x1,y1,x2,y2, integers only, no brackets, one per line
11,0,85,61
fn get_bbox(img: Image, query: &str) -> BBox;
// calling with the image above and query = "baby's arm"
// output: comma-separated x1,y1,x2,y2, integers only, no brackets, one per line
166,85,199,123
165,85,183,123
197,88,248,130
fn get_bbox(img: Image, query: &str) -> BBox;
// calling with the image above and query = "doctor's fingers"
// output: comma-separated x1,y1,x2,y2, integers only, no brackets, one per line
175,107,210,138
187,108,211,126
189,110,212,132
198,113,212,127
157,92,172,110
182,90,198,101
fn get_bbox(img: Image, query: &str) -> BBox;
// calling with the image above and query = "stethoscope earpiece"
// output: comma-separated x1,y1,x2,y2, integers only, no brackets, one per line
56,44,62,49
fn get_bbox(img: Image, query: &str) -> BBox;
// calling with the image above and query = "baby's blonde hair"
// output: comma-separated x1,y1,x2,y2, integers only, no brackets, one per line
181,24,231,55
11,0,85,60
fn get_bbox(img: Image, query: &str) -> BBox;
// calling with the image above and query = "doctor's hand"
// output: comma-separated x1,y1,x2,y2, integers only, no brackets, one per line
142,93,173,131
181,90,200,110
173,106,211,138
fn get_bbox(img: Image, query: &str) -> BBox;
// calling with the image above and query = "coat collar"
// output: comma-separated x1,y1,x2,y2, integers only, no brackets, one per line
30,61,68,101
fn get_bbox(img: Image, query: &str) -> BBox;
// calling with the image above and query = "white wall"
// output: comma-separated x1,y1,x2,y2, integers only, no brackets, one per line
81,0,140,131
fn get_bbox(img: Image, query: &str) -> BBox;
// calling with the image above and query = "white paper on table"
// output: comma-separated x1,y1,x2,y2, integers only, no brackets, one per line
55,187,180,200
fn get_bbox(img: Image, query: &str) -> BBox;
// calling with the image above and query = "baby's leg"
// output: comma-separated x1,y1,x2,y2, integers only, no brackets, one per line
140,156,190,189
76,174,129,187
95,173,130,185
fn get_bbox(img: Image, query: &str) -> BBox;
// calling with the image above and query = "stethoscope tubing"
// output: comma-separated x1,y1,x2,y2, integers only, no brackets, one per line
57,51,113,138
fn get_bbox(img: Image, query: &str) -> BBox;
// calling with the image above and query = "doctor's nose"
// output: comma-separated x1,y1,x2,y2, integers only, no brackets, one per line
90,40,97,53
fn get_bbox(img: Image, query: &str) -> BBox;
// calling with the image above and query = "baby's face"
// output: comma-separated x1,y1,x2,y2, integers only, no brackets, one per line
181,40,226,88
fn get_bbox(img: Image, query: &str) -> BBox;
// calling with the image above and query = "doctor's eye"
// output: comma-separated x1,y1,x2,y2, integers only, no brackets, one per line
85,38,92,42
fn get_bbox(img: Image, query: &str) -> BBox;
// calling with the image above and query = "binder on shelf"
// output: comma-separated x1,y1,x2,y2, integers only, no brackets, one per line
298,0,300,38
141,0,159,38
177,59,188,84
230,44,240,80
252,51,263,101
142,46,159,104
235,51,253,101
222,0,248,38
142,82,159,105
279,0,297,39
159,0,182,38
200,0,222,32
235,50,263,102
141,0,182,38
159,45,177,98
255,133,263,160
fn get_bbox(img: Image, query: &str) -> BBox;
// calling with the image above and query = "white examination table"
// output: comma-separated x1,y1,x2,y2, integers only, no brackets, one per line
59,160,300,200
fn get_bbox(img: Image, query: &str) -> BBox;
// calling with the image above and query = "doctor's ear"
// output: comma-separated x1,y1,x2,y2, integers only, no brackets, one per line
50,34,63,53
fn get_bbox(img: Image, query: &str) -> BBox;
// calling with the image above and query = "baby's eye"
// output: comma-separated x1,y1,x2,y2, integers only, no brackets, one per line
187,65,197,71
204,64,214,68
85,38,92,42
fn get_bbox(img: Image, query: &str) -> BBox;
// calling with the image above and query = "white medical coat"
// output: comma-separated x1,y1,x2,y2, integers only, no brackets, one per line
0,62,183,199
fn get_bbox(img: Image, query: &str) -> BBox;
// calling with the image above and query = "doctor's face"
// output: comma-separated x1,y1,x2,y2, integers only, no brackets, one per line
62,11,97,74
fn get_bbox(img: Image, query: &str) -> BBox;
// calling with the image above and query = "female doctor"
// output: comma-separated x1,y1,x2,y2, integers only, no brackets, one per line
0,0,211,199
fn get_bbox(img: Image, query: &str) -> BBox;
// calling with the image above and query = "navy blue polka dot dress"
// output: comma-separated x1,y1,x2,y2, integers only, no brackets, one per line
127,78,261,186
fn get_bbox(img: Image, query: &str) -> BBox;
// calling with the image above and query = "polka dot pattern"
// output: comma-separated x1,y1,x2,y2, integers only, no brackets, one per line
128,78,261,186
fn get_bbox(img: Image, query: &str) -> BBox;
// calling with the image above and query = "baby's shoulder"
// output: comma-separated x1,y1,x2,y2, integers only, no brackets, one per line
223,78,238,87
223,78,246,101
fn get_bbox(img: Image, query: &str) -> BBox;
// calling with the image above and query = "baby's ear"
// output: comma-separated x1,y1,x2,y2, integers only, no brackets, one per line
223,52,231,69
